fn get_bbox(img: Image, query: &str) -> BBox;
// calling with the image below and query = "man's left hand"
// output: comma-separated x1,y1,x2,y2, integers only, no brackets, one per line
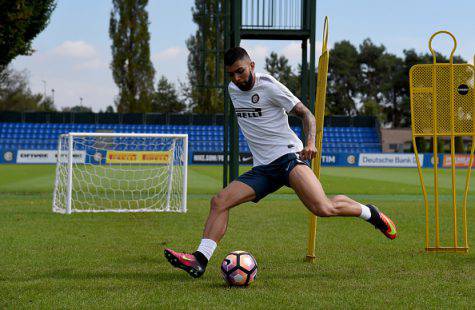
298,145,317,160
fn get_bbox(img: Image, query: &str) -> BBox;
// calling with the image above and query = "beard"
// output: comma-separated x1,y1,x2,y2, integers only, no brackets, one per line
236,72,254,91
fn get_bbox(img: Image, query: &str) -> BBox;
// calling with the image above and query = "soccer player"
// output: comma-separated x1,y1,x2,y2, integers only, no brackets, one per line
164,47,397,278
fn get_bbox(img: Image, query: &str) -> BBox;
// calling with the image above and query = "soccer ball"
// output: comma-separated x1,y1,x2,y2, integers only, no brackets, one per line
220,251,257,286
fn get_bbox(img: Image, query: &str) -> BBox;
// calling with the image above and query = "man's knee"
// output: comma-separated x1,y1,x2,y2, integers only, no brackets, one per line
309,200,336,217
210,194,229,212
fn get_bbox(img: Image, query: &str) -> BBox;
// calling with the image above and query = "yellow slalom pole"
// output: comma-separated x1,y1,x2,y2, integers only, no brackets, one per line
306,17,329,263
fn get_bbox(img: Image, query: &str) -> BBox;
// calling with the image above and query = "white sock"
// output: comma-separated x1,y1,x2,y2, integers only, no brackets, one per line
197,238,217,261
359,204,371,220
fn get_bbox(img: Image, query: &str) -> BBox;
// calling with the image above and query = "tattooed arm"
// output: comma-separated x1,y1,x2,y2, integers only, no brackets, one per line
289,102,317,160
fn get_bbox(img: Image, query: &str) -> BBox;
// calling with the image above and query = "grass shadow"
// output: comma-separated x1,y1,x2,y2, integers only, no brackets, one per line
31,267,188,283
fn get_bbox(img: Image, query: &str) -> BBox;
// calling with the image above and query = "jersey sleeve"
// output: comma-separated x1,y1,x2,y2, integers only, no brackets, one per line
227,83,236,107
268,77,300,113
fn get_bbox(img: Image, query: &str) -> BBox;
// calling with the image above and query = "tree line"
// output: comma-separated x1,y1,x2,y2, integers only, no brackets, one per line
0,0,468,129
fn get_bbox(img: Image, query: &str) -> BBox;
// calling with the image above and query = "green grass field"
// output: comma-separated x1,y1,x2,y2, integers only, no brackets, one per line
0,164,474,308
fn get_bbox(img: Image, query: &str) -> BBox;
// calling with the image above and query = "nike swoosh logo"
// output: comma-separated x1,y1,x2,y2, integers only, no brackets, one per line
384,216,397,235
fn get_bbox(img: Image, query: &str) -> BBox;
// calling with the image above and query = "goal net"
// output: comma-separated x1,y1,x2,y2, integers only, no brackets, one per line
52,133,188,214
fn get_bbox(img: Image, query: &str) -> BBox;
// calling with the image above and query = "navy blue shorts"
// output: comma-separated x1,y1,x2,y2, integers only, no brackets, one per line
236,153,310,203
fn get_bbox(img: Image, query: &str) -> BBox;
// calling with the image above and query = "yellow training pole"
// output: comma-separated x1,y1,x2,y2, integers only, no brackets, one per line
306,17,329,262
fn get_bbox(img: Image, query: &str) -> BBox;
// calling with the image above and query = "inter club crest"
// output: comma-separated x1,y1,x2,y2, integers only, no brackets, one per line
251,93,260,104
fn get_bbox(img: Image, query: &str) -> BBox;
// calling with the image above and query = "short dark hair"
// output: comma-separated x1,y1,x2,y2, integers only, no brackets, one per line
224,47,250,66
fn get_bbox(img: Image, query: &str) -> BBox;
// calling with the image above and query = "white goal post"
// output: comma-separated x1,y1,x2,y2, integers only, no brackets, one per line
52,132,188,214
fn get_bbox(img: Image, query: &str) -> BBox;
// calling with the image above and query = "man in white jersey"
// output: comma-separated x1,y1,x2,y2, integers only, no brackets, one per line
164,47,397,278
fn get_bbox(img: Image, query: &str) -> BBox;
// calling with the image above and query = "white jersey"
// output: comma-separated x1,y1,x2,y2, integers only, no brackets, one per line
228,72,303,166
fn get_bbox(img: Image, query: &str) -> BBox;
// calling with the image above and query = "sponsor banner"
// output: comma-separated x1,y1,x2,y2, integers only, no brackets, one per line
191,152,359,166
320,153,359,167
358,153,423,167
192,152,253,164
442,154,475,168
321,154,337,165
105,151,171,164
16,150,86,164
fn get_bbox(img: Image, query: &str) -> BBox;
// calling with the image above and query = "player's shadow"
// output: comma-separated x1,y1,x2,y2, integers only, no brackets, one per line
32,253,202,283
114,255,158,265
33,267,187,283
205,282,252,289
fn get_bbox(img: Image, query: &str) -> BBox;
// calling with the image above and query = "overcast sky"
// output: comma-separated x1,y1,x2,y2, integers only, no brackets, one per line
11,0,475,112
